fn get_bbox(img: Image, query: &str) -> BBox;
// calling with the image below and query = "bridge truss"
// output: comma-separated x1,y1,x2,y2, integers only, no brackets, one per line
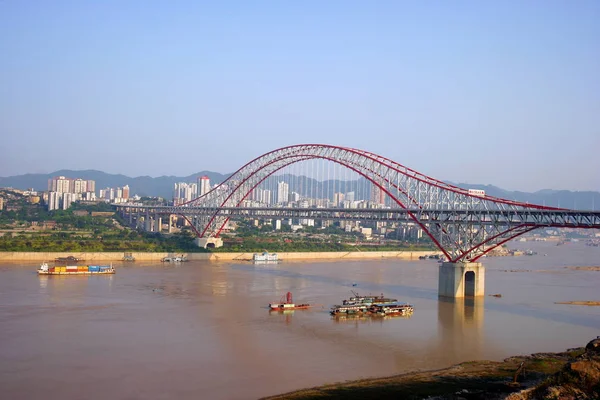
117,144,600,262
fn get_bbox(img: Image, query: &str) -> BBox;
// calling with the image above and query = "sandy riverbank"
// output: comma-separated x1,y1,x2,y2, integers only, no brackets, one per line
0,250,441,262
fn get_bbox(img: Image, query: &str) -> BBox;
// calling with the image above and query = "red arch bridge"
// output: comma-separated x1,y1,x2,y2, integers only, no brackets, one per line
116,144,600,264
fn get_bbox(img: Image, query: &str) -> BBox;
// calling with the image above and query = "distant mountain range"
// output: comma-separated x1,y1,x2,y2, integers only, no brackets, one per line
1,170,599,210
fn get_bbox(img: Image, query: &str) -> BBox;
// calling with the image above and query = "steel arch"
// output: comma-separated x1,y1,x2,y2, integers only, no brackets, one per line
178,144,571,261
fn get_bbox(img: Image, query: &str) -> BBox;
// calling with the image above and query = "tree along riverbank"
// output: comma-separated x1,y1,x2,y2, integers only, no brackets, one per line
262,338,600,400
0,250,441,262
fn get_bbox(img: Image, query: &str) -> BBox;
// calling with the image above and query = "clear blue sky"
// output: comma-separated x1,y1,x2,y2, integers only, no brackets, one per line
1,1,598,191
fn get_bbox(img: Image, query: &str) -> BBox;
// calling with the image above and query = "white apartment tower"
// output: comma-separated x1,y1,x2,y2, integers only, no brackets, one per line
73,178,87,193
198,176,211,196
48,176,72,193
277,181,289,204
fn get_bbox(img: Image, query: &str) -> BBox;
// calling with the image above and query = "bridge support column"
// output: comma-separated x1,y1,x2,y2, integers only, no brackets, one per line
439,262,485,298
194,237,223,249
144,216,151,232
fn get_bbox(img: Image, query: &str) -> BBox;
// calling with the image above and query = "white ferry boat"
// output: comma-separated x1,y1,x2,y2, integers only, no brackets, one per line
253,252,278,262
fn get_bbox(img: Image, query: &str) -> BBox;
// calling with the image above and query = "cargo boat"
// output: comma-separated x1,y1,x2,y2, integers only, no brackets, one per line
269,292,310,311
37,262,115,275
342,291,398,306
368,303,414,317
330,304,369,315
331,291,410,316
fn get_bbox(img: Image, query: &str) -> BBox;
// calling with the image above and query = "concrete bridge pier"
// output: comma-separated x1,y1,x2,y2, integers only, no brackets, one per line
439,262,485,298
194,237,224,249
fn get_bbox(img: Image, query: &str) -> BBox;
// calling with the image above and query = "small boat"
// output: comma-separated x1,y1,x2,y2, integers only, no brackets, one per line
253,251,278,262
269,292,310,311
38,262,115,275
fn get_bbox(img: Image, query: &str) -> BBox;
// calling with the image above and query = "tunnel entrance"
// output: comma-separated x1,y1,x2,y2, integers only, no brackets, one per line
464,271,475,297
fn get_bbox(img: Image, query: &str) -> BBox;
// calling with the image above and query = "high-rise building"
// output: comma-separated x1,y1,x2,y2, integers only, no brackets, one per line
48,176,96,195
345,191,355,203
333,192,344,207
86,180,96,194
73,178,88,193
62,193,80,210
289,191,300,202
173,182,198,205
261,189,272,205
198,176,211,196
370,185,386,205
122,185,130,199
48,192,61,211
48,176,72,193
0,197,4,211
277,181,289,204
252,188,272,205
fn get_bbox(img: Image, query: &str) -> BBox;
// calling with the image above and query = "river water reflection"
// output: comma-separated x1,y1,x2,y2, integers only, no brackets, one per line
0,242,599,399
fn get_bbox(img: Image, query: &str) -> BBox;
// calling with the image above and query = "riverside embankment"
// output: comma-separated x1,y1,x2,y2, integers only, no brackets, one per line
0,250,440,262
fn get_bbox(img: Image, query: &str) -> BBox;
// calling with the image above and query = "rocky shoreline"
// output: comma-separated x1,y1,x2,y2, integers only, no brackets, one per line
262,338,600,400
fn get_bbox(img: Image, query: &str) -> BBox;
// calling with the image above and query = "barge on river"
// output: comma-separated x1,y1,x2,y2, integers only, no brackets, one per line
342,291,398,306
368,303,414,317
37,262,115,275
331,291,413,317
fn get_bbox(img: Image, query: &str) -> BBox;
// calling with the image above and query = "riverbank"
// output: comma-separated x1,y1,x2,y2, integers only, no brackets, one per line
0,250,441,262
262,339,600,400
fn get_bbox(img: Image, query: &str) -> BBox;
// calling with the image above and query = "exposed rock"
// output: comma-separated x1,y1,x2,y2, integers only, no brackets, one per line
528,338,600,399
585,337,600,353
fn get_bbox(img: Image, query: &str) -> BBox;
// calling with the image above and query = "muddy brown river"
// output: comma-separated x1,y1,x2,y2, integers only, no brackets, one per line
0,241,599,399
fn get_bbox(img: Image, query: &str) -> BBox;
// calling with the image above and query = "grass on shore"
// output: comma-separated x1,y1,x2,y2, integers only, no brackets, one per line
261,349,584,400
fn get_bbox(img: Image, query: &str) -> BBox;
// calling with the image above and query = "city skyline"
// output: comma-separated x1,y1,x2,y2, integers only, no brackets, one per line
1,2,599,192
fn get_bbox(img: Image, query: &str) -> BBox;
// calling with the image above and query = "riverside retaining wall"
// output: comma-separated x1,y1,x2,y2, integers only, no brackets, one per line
0,250,441,262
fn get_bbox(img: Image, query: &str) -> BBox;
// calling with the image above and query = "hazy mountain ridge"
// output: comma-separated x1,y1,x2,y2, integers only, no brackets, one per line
1,171,598,210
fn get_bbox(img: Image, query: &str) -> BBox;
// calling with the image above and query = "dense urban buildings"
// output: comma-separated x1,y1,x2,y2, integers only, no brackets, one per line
173,176,213,205
45,176,131,210
99,185,130,203
46,176,97,210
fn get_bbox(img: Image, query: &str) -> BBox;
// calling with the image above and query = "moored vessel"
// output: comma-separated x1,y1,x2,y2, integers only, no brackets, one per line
368,303,414,317
54,256,84,263
162,255,187,262
342,291,398,306
37,262,115,275
269,292,310,311
331,291,414,317
330,304,369,315
254,251,278,262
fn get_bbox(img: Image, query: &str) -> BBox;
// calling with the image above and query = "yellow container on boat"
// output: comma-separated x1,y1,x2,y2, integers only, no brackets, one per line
78,266,88,271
